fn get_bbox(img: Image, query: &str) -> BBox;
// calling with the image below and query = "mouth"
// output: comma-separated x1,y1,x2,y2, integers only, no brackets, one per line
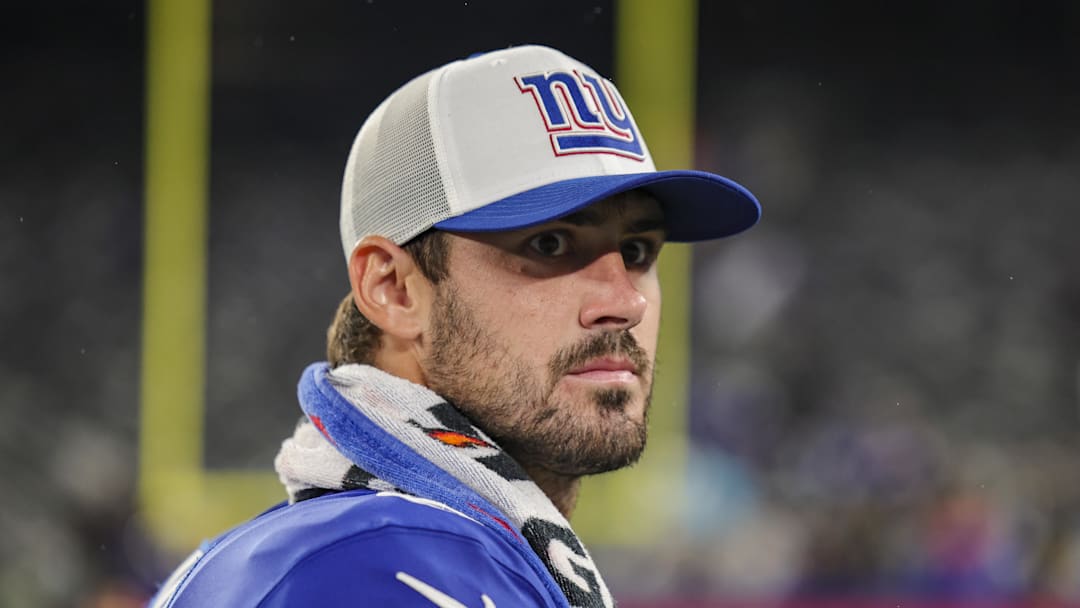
565,357,640,384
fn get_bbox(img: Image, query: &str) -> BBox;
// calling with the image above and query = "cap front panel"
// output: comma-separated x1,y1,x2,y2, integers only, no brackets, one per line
437,47,656,216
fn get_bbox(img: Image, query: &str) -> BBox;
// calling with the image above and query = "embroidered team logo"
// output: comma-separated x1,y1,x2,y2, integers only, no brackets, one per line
516,70,646,161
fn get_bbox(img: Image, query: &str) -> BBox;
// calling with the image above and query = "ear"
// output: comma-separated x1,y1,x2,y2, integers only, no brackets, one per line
347,236,432,341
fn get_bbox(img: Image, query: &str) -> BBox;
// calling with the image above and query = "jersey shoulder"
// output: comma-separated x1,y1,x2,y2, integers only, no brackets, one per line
153,489,558,607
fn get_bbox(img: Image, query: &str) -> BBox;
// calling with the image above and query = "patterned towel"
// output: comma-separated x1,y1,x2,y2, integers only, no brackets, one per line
275,362,614,608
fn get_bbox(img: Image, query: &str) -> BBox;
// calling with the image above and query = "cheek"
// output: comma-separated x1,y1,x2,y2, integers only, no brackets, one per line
637,281,662,351
457,276,572,356
495,283,574,341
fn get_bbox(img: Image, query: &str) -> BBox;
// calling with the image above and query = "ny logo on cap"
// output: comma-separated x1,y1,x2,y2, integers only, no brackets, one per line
516,70,646,161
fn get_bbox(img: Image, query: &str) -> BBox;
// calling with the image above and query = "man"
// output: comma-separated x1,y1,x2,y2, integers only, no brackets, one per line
151,45,760,607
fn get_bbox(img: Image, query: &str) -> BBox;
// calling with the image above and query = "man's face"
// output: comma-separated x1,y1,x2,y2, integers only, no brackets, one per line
422,191,665,476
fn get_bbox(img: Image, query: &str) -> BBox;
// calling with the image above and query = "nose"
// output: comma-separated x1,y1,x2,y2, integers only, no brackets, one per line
578,251,648,331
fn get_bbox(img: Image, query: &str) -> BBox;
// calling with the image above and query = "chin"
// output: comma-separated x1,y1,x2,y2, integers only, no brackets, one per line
559,377,649,408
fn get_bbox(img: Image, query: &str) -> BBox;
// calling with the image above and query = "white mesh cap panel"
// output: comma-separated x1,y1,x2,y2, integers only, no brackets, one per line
340,69,451,257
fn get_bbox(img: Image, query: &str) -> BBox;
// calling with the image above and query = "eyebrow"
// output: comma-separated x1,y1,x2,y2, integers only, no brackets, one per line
557,208,667,235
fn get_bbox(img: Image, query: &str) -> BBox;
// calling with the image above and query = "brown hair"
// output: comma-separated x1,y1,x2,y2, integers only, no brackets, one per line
326,230,449,367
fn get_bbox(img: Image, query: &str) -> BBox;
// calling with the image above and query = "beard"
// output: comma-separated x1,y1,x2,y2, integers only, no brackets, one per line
423,282,652,477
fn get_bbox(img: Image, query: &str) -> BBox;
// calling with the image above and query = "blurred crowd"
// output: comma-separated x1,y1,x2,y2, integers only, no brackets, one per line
596,53,1080,600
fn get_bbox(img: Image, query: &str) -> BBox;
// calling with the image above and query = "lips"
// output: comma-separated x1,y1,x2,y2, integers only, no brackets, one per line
550,331,651,386
568,357,637,374
566,357,639,382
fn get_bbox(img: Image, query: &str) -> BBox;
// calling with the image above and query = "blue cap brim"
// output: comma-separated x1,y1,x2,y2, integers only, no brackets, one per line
433,170,761,242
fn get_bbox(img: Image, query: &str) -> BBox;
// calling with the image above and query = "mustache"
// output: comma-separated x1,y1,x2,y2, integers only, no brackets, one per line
548,331,651,380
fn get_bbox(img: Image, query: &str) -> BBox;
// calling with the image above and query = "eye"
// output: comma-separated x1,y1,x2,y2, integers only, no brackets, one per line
528,231,571,257
620,238,655,267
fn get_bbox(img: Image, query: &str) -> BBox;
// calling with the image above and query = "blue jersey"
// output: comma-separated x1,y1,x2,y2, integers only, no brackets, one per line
150,489,564,607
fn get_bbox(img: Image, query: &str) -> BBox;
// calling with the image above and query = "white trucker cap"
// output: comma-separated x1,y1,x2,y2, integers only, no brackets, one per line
340,44,760,258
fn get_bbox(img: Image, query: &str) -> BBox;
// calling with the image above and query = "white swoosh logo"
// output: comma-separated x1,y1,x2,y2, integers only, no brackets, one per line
396,571,496,608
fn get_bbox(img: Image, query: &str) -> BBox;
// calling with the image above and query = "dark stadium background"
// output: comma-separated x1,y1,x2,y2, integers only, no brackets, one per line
3,1,1079,606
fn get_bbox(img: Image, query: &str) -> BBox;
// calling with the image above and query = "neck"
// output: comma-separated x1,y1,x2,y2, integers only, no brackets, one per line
523,465,581,519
